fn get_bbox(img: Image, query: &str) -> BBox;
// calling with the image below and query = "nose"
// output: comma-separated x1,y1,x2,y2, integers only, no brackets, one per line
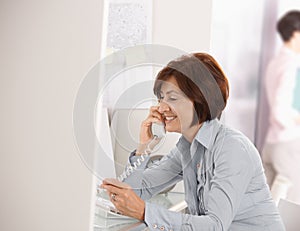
158,100,170,113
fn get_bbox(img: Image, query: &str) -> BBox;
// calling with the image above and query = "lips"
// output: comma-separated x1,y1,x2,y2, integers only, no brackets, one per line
164,115,177,123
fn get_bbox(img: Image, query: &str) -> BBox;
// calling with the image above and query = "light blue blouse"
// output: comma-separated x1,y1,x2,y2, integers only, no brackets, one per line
124,119,285,231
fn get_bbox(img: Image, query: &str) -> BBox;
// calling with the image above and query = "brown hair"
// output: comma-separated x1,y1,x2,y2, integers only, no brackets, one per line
277,10,300,42
153,52,229,125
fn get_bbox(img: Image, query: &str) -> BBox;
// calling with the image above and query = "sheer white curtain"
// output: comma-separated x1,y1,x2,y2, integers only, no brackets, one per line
211,0,265,142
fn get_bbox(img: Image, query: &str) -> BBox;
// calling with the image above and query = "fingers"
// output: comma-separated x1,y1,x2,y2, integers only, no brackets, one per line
100,180,145,220
102,184,130,212
102,178,130,189
139,105,165,144
141,106,164,127
100,178,132,197
102,184,125,196
149,106,164,121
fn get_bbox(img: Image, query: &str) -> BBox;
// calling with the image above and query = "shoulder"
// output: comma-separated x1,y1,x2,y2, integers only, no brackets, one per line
212,124,260,166
266,48,298,77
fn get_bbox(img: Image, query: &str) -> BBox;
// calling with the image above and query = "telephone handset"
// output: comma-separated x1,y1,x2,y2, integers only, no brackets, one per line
117,122,166,181
151,122,166,139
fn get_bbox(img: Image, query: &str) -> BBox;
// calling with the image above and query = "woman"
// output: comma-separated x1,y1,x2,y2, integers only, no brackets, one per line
262,10,300,204
101,53,284,230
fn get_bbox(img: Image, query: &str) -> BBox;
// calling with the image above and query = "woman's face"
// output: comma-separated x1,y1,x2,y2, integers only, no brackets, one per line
158,76,197,136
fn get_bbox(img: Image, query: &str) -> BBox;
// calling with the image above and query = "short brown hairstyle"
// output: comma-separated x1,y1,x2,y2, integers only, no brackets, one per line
153,52,229,125
277,10,300,42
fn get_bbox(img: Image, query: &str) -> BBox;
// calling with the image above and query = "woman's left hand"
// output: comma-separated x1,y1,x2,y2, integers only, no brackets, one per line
100,178,145,220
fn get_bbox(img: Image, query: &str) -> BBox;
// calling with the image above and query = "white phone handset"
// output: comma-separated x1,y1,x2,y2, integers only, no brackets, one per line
151,122,166,139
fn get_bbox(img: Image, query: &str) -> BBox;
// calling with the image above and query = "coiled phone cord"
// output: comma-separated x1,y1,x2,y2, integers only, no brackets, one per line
117,135,159,182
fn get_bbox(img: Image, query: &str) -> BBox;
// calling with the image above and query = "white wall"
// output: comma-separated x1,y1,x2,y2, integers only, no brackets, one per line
0,1,103,231
153,0,212,52
0,1,213,230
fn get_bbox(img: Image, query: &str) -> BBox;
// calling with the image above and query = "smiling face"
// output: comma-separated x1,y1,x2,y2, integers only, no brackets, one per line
157,76,201,139
153,53,229,141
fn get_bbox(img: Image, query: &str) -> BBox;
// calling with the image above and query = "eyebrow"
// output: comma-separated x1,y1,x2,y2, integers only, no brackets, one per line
160,90,181,95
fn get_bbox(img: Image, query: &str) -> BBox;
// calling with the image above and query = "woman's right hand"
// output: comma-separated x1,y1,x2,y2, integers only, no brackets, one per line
139,105,164,144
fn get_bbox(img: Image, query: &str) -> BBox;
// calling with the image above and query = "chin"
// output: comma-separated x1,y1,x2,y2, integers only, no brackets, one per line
165,125,180,133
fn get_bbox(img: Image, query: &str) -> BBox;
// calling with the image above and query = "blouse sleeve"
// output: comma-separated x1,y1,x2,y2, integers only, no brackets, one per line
123,147,183,200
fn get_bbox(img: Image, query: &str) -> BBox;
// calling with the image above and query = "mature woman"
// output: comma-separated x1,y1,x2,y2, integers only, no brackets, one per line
101,53,284,230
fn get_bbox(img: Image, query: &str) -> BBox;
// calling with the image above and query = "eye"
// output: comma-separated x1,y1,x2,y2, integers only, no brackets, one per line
157,94,164,100
168,96,177,101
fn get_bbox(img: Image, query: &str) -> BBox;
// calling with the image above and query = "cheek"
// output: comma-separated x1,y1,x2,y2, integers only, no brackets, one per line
176,103,195,123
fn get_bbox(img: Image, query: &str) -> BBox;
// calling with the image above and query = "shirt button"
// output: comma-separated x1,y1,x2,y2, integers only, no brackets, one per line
159,226,165,230
153,224,158,229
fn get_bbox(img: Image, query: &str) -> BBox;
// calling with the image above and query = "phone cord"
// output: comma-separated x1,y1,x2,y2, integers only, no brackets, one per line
117,135,159,181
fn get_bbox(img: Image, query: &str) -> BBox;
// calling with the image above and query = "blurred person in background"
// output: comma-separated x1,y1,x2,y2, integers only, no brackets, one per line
262,10,300,204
